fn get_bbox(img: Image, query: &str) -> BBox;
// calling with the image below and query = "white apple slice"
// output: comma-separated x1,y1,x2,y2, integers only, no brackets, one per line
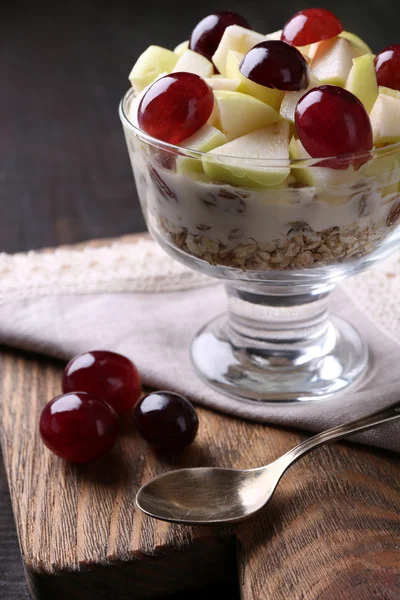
280,74,321,123
225,50,284,109
129,46,179,92
339,31,372,56
289,136,360,194
202,121,290,189
214,90,281,141
172,49,214,78
311,38,358,86
174,40,189,56
212,25,265,76
177,125,227,175
370,93,400,145
379,86,400,100
264,29,282,40
205,76,241,91
346,53,378,112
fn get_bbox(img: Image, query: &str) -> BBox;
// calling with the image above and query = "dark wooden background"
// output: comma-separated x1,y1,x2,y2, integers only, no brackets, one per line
1,0,399,597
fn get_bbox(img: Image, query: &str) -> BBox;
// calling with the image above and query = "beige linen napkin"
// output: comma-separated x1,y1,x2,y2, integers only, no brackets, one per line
0,237,399,453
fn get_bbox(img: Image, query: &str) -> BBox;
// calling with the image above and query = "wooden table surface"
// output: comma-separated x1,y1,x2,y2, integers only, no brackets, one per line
1,1,400,598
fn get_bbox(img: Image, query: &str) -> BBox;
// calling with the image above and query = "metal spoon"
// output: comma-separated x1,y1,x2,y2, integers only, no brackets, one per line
136,401,400,525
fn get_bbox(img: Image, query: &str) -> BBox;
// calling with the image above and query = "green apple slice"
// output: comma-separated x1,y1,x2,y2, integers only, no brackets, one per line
280,74,321,123
173,49,213,78
225,50,284,109
213,90,281,141
202,121,290,189
339,31,372,55
205,76,241,91
177,125,227,175
345,53,378,112
311,38,358,86
129,46,179,91
370,93,400,145
174,40,189,56
379,86,400,100
212,25,265,76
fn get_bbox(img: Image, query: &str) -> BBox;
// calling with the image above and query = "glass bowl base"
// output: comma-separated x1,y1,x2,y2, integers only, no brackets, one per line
191,314,368,403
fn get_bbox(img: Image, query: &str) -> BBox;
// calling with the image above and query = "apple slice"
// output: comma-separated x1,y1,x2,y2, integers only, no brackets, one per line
212,25,265,76
370,93,400,145
311,38,358,86
225,50,284,109
379,86,400,100
177,125,227,175
129,46,179,92
202,121,290,189
289,136,359,194
345,54,378,113
205,76,241,91
173,49,214,78
174,40,189,56
280,74,321,123
264,29,282,40
339,31,372,56
214,90,281,141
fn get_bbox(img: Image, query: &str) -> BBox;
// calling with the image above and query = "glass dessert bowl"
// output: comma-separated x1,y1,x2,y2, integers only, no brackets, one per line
119,8,400,403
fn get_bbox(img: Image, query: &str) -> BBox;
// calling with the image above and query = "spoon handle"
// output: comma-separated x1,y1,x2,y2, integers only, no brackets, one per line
280,400,400,466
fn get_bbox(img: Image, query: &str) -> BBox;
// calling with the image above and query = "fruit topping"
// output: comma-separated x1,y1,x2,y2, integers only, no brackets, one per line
40,392,120,463
133,392,199,450
281,8,343,46
240,41,310,91
190,11,250,62
295,85,373,163
138,73,214,144
63,350,141,414
375,44,400,92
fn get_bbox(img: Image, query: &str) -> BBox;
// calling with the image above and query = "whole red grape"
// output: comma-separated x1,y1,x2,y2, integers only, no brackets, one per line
63,350,141,414
190,11,250,62
295,85,373,166
375,44,400,91
40,392,120,463
282,8,343,46
138,73,214,145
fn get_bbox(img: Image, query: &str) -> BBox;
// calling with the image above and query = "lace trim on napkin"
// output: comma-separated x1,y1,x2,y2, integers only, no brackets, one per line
0,237,400,344
0,238,213,303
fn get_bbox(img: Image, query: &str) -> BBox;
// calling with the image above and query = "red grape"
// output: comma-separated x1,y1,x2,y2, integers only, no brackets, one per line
240,41,310,91
190,11,250,62
375,44,400,91
39,392,120,463
63,350,141,414
295,85,373,167
133,392,199,450
281,8,343,46
138,73,214,145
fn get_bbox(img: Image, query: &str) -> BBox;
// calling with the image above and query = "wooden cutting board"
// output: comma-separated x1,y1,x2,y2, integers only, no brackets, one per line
0,240,400,599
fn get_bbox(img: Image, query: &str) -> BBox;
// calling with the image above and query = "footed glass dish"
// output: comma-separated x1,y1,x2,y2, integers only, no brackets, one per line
120,87,400,403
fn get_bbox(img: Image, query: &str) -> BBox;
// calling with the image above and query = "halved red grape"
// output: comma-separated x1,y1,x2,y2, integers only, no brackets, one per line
240,41,309,91
375,44,400,91
63,350,141,414
295,85,373,166
133,391,199,450
281,8,343,46
138,73,214,145
39,392,120,463
190,11,250,62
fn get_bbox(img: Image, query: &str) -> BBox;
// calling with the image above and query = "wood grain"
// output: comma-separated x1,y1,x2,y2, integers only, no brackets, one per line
0,349,399,599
